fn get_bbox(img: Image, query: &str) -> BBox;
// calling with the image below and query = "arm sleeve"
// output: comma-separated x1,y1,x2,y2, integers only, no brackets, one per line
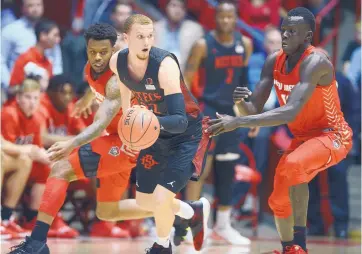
157,93,188,134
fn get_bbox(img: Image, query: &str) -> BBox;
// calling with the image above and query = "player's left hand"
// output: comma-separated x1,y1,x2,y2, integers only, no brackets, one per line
205,113,239,137
47,140,75,162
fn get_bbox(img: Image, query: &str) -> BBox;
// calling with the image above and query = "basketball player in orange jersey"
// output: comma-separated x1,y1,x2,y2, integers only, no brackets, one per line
206,7,352,254
9,23,207,254
110,14,211,253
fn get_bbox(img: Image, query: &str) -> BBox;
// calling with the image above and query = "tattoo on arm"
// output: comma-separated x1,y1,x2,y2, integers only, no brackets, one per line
71,76,122,147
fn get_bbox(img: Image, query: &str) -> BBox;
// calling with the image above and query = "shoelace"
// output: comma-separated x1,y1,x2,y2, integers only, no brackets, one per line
9,241,31,253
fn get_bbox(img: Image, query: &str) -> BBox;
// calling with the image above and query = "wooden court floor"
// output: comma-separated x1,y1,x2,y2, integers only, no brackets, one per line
1,236,361,254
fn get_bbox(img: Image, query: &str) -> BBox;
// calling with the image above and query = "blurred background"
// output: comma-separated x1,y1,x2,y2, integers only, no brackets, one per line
1,0,361,245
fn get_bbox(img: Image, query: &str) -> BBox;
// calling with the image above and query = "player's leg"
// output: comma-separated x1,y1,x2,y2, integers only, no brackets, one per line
1,152,32,237
213,129,251,245
269,134,350,252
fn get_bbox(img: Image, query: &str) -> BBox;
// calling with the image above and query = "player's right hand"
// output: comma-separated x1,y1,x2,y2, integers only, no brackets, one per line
71,98,93,119
233,87,252,103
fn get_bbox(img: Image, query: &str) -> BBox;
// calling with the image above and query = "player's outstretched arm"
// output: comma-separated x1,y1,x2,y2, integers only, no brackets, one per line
158,56,188,134
183,38,207,88
206,54,331,136
48,76,122,161
234,51,277,116
109,51,131,111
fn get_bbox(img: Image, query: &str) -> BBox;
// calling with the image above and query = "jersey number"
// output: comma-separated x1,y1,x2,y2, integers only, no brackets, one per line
225,68,234,85
281,94,289,105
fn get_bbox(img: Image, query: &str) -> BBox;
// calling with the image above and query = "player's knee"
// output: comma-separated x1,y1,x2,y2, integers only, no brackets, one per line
49,160,74,181
268,193,292,218
96,202,119,221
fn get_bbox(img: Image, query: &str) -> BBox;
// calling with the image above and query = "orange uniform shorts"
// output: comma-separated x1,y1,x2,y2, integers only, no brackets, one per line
268,132,352,218
69,134,137,202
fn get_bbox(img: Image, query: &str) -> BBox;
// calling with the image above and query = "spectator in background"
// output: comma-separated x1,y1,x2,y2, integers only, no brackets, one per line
7,19,60,102
1,78,50,239
1,0,63,89
342,21,361,75
39,75,86,148
307,48,360,239
239,0,283,31
1,0,17,28
154,0,204,72
111,2,133,50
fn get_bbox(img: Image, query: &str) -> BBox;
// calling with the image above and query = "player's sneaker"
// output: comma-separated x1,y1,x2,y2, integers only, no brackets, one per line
48,213,79,238
90,221,130,238
173,197,210,251
213,225,251,245
145,242,172,254
2,219,30,238
1,223,14,240
8,236,49,254
271,245,308,254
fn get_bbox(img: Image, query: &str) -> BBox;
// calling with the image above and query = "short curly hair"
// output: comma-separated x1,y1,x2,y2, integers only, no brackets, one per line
287,7,316,32
84,23,118,46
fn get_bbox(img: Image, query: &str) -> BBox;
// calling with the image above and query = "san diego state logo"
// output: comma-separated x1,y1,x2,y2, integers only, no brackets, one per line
141,154,158,169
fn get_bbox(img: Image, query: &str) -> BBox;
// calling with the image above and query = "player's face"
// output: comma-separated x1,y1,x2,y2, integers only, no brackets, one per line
17,90,41,116
215,4,237,34
87,39,114,73
53,83,74,111
124,23,154,61
281,17,312,55
23,0,44,21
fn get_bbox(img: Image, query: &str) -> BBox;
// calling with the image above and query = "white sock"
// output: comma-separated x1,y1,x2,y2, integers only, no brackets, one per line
175,201,194,219
156,236,170,248
215,209,231,229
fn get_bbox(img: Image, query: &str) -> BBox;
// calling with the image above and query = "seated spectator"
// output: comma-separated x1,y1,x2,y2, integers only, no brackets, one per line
7,19,60,101
1,0,63,89
39,75,86,148
239,0,282,31
1,78,50,239
342,21,361,75
154,0,204,72
111,2,133,50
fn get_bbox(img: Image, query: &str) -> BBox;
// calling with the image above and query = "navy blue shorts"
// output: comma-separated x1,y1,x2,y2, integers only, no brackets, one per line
136,119,203,194
202,103,247,158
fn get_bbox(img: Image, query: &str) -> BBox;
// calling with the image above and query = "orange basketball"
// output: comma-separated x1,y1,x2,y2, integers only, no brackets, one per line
118,106,160,150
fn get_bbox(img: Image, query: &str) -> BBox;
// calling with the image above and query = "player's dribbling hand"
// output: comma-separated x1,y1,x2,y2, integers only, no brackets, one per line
205,112,239,137
47,140,75,162
233,87,252,103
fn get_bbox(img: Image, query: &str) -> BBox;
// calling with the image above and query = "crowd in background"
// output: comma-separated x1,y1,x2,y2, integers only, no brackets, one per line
1,0,361,241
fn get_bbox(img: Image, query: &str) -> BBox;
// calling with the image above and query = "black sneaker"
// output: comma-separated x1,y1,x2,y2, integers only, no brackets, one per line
173,197,210,251
145,242,172,254
8,236,49,254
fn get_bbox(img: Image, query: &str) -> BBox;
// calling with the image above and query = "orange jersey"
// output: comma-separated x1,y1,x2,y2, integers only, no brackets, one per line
1,103,45,146
273,46,352,145
9,47,53,88
39,94,86,136
84,63,122,134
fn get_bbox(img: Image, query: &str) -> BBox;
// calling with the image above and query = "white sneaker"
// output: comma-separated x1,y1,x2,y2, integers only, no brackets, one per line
214,226,251,245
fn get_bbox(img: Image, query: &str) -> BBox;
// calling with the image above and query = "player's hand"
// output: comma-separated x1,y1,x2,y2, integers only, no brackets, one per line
205,112,239,137
120,144,140,157
233,87,252,103
28,146,51,165
47,140,75,162
248,127,260,138
71,98,93,119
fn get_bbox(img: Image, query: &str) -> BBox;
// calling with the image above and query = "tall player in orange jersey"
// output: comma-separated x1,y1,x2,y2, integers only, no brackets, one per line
206,7,352,254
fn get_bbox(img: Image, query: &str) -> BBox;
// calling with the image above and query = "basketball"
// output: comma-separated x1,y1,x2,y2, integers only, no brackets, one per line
118,106,160,150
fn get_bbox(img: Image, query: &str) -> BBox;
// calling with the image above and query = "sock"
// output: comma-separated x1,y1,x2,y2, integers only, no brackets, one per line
1,206,13,221
281,241,294,251
31,221,50,242
215,209,231,229
293,226,307,251
39,178,69,217
24,207,38,222
175,201,194,220
156,236,170,248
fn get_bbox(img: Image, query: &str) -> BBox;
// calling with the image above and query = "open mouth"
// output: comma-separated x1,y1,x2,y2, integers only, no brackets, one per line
142,48,149,52
93,63,103,68
282,42,288,47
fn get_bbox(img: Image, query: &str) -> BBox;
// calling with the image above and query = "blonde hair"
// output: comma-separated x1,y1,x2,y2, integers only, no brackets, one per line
19,78,41,93
123,14,153,34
